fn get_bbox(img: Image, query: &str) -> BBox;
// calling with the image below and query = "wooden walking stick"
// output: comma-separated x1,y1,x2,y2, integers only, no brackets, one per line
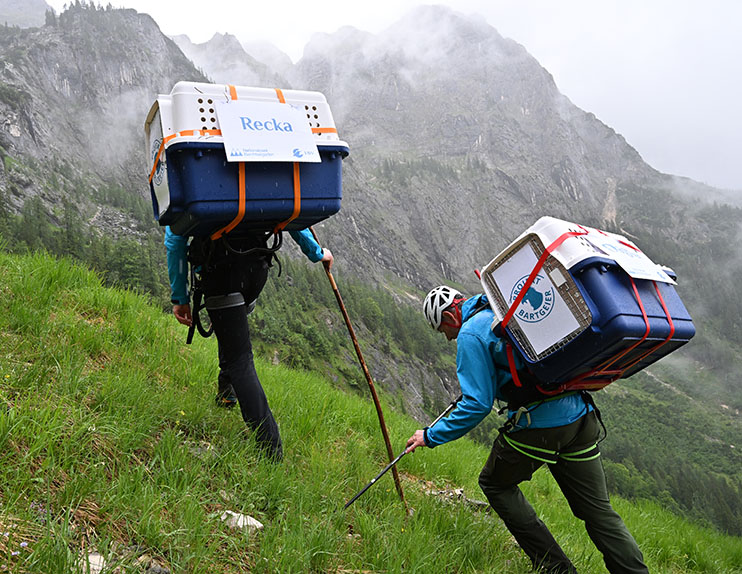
309,227,407,511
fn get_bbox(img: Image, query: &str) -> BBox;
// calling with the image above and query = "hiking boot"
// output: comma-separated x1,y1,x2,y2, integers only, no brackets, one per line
215,385,238,408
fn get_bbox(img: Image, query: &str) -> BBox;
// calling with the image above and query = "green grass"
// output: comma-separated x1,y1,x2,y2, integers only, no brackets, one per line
1,250,741,573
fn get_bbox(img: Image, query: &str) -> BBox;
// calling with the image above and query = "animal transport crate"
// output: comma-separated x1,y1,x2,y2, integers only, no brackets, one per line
145,81,349,236
480,217,695,385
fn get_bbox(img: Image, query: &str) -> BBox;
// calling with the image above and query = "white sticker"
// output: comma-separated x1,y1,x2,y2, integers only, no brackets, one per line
215,100,320,163
585,236,676,284
549,267,567,287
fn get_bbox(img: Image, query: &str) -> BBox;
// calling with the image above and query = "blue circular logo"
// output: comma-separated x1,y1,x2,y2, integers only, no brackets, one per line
509,274,555,323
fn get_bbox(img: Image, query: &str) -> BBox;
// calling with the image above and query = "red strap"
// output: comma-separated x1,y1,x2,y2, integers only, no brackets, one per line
505,343,523,388
617,281,675,374
503,228,673,393
596,276,651,374
501,230,588,328
541,275,651,391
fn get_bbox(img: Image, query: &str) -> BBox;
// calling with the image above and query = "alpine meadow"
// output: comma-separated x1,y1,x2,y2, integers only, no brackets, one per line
1,2,741,573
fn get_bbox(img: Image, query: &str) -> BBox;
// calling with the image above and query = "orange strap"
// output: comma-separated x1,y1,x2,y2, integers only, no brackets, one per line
211,85,247,240
148,137,168,183
148,130,222,183
211,162,246,240
272,87,302,233
273,163,302,233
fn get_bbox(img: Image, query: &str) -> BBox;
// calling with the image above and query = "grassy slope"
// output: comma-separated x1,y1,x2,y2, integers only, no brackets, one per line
0,250,740,573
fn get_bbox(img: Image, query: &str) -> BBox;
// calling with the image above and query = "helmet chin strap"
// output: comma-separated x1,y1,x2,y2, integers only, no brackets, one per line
442,300,464,329
452,301,463,327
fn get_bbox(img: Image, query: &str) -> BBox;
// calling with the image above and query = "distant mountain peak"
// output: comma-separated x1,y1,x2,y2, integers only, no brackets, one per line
0,0,50,27
171,32,286,87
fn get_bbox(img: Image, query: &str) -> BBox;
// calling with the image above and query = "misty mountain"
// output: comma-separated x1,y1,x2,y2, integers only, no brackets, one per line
286,6,700,289
0,0,49,28
171,32,287,87
241,39,294,76
0,4,205,228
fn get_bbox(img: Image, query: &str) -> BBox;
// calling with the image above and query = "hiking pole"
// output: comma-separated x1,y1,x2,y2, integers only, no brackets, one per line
308,227,407,511
343,393,463,510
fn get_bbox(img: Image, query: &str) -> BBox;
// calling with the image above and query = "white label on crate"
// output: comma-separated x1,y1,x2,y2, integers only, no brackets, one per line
585,236,676,284
215,100,320,163
491,245,581,355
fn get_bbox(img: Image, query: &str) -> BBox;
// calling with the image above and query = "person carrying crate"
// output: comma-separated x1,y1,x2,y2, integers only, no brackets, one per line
165,226,333,462
405,285,649,574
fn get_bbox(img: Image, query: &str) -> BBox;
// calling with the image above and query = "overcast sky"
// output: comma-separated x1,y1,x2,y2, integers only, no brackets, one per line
47,0,742,191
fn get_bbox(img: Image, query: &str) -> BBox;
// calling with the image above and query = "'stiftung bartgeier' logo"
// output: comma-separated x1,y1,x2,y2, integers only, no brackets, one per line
509,274,555,323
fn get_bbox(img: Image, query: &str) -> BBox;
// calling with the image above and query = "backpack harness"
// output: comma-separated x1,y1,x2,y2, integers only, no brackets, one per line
185,231,284,344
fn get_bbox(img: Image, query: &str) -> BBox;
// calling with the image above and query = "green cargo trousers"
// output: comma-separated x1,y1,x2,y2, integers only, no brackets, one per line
478,411,649,574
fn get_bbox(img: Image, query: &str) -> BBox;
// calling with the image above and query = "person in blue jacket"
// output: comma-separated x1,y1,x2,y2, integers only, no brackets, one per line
405,286,648,574
165,226,332,461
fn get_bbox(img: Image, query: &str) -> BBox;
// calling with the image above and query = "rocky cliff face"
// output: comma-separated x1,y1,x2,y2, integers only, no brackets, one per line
0,4,204,226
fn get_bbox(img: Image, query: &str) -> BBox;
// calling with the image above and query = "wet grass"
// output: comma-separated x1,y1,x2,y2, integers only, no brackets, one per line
1,250,740,573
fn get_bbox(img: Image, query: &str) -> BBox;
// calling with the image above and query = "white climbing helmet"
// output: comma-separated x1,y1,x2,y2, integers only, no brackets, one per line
423,285,463,329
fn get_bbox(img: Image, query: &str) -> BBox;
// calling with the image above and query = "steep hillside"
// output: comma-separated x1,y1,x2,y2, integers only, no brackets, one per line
1,249,741,573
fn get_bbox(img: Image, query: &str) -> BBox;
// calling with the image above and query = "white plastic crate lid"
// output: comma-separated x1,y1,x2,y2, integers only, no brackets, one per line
144,81,347,149
488,216,676,285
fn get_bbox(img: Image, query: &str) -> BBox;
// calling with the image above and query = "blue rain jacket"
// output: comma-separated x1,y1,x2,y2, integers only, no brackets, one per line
164,227,325,305
425,295,591,447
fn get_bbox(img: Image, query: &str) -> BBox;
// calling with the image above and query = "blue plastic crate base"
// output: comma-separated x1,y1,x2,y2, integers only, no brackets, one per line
481,217,695,386
159,142,348,236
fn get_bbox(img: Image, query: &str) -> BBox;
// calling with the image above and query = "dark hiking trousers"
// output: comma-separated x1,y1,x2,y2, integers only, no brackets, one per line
202,252,283,461
478,412,648,574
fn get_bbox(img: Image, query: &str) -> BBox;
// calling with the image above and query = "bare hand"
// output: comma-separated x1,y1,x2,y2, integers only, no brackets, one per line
321,248,334,271
405,429,427,454
173,303,192,327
